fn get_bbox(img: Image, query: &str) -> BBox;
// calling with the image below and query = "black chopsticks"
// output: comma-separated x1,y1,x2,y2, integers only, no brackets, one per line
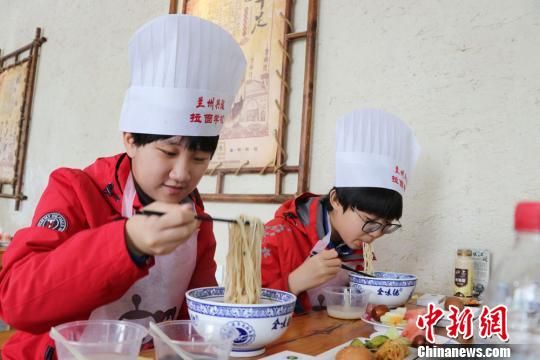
310,251,376,278
135,210,248,225
341,263,376,278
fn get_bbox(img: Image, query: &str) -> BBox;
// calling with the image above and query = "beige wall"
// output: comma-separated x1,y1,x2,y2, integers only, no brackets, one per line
1,0,539,295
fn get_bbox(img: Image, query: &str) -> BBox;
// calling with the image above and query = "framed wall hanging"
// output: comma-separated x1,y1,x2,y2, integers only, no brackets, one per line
170,0,318,203
0,28,46,210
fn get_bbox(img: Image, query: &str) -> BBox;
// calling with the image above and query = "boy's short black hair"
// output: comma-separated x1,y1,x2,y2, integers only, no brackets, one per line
130,133,219,157
322,187,403,220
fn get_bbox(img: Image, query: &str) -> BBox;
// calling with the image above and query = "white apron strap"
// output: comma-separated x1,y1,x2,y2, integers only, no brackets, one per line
306,212,349,309
121,172,137,218
90,173,198,343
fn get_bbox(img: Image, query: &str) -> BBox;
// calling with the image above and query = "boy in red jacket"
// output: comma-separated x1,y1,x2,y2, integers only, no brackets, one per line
262,109,421,313
0,14,246,359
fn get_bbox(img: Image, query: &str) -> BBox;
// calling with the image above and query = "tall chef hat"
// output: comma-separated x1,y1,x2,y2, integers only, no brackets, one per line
119,14,247,136
335,108,421,195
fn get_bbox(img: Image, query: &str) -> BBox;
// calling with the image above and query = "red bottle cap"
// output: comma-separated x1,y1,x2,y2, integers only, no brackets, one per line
515,202,540,232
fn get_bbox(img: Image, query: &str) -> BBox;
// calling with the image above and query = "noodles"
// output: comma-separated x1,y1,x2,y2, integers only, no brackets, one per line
223,215,264,304
362,241,375,275
375,339,409,360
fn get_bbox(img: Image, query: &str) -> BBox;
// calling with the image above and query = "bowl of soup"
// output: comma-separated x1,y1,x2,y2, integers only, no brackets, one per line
186,287,296,357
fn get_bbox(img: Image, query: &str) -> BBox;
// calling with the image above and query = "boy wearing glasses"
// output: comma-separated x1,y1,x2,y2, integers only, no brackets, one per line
261,108,420,313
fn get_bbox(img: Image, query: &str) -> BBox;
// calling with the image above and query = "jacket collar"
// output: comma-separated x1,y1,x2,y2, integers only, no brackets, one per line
274,192,322,244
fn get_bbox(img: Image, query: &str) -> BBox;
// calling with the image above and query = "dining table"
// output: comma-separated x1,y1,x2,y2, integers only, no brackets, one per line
0,300,465,359
140,303,466,359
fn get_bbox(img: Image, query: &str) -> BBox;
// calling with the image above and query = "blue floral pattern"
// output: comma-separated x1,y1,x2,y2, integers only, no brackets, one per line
186,287,296,319
349,272,417,288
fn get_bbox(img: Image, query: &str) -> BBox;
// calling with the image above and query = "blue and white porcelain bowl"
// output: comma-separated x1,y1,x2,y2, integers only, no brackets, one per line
186,287,296,358
349,271,417,308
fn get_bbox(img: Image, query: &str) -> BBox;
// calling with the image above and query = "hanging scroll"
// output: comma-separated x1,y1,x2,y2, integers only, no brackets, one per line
0,28,46,210
176,0,318,203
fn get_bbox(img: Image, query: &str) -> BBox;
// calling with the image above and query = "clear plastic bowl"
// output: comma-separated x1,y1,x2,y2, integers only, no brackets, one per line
323,286,369,320
51,320,147,360
153,320,237,360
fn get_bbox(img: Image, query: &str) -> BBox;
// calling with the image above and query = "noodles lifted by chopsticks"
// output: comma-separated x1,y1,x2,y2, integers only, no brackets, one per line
362,241,375,275
224,215,264,304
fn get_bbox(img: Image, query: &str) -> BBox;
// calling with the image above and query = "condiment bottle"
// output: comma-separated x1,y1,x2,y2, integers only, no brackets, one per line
454,248,474,297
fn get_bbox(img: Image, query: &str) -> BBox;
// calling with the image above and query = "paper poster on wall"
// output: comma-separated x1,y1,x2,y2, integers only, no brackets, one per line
185,0,287,169
0,61,29,184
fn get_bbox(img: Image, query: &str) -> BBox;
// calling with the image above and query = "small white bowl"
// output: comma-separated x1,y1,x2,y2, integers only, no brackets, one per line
186,287,296,358
349,271,417,308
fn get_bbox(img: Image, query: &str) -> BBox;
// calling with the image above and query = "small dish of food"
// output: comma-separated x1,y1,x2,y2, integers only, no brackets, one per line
318,329,417,360
435,296,481,327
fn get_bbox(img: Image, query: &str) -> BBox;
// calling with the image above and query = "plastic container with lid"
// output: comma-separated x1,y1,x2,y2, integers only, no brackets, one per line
478,202,540,356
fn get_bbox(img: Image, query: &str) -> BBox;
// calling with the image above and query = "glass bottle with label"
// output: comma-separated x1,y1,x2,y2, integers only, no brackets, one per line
454,248,474,297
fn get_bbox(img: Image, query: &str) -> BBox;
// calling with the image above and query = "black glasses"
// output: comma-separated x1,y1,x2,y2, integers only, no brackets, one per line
356,212,401,234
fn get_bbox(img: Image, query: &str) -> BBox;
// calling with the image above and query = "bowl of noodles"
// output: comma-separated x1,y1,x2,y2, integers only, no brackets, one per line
186,215,296,357
186,287,296,357
349,271,417,308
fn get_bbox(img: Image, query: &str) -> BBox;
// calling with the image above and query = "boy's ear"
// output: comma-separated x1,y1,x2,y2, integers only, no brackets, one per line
329,189,342,212
122,132,137,158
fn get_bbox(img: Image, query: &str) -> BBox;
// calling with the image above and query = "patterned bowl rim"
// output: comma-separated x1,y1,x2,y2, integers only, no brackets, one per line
349,271,417,282
186,287,297,307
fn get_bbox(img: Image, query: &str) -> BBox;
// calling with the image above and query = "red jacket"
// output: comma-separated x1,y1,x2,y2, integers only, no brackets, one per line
0,154,217,359
261,193,365,313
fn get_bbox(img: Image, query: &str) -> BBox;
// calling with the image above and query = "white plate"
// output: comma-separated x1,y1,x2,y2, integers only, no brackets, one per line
360,314,406,332
362,307,481,330
316,332,459,360
436,306,481,327
369,331,459,345
316,335,417,360
261,350,316,359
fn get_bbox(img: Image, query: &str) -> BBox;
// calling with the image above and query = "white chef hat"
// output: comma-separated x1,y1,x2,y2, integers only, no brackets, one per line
335,108,421,195
119,14,247,136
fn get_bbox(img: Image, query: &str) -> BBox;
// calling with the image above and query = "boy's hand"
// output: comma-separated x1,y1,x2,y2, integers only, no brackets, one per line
287,249,341,295
125,202,200,256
